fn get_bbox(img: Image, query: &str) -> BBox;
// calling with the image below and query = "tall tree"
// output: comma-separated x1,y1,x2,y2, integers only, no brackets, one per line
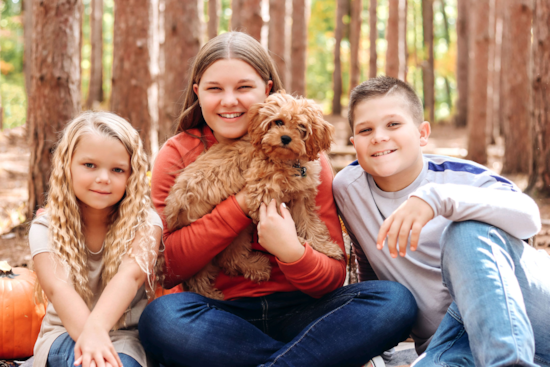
0,8,2,130
439,0,451,110
332,0,347,115
369,0,377,78
349,0,362,90
85,0,104,109
27,0,81,218
269,0,286,88
455,0,469,127
208,0,219,39
490,0,504,140
231,0,242,31
159,0,201,145
398,0,408,81
421,0,434,122
111,0,154,155
23,0,33,105
386,0,399,78
240,0,262,41
290,0,307,97
466,0,490,164
500,0,532,174
527,0,550,196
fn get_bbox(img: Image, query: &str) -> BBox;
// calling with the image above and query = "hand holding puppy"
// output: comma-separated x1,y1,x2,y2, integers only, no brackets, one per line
258,200,305,263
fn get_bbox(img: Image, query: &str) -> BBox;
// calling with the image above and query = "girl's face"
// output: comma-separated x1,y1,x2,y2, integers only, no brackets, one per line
193,58,273,144
70,133,131,213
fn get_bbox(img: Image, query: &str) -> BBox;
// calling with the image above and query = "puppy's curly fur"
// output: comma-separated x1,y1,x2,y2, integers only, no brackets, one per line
164,91,344,300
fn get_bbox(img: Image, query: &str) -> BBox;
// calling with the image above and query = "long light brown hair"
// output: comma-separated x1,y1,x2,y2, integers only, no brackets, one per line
175,31,283,146
39,111,159,328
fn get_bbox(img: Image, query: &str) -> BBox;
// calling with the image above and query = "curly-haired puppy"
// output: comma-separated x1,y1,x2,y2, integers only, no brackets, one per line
164,91,344,300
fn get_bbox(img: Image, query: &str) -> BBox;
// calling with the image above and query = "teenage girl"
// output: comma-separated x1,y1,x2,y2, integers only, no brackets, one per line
30,112,162,367
139,32,417,367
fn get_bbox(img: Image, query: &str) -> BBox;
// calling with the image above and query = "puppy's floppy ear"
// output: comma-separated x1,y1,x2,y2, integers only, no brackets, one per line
304,103,335,160
248,102,267,149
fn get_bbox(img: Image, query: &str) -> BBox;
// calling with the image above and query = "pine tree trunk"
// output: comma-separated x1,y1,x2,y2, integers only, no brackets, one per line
231,0,242,31
159,0,201,145
491,0,504,139
332,0,347,115
350,0,362,90
27,0,81,218
290,0,307,97
422,0,434,122
111,0,153,155
501,0,532,174
208,0,219,39
240,0,262,41
398,0,408,81
23,0,33,108
466,0,489,164
485,0,498,145
386,0,399,78
369,0,377,78
269,0,286,89
86,0,103,109
528,0,550,196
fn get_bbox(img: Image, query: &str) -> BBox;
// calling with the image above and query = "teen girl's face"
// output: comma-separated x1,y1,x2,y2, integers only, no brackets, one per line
193,59,273,144
70,133,131,213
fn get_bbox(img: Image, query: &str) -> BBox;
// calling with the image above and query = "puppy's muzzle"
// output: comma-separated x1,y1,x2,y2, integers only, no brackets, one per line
281,135,292,145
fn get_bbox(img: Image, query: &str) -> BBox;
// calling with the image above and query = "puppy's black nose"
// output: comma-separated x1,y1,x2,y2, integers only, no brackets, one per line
281,135,292,145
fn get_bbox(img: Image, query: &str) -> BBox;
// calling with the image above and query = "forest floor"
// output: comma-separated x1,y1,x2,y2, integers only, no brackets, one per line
1,116,550,269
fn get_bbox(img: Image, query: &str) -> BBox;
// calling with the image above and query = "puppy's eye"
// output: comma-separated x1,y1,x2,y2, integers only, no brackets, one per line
274,120,284,126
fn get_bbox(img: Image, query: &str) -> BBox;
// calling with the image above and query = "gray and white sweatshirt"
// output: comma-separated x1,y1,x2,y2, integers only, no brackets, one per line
333,154,541,353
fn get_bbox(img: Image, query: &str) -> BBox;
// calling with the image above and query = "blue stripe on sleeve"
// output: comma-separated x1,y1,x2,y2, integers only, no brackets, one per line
428,161,516,191
349,160,360,166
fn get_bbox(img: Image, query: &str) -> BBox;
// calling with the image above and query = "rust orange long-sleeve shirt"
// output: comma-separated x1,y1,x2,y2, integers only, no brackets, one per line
151,126,346,300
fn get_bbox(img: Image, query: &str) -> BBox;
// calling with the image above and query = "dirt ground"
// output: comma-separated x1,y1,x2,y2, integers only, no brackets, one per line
1,118,550,269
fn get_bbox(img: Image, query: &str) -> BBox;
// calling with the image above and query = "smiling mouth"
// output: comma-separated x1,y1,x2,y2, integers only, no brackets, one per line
219,113,245,119
91,190,110,195
372,149,397,157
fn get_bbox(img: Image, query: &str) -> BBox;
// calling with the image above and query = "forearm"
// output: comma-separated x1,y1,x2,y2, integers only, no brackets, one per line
48,284,91,341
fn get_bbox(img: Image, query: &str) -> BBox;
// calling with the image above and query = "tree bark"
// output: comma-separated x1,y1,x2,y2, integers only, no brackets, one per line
466,0,490,164
369,0,377,78
350,0,362,90
422,0,434,122
491,0,504,140
23,0,33,108
398,0,408,81
290,0,307,97
332,0,347,115
231,0,242,31
208,0,219,39
386,0,399,78
159,0,201,145
111,0,153,155
27,0,81,218
527,0,550,196
240,0,262,41
455,0,468,127
269,0,286,89
501,0,532,174
86,0,104,109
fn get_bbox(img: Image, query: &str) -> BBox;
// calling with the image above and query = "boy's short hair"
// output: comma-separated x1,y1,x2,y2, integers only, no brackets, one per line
348,76,424,131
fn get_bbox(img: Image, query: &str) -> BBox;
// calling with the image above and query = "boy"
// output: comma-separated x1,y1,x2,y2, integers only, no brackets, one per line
333,76,550,366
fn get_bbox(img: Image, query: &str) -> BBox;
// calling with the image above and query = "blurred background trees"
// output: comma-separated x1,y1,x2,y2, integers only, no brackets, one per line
0,0,548,214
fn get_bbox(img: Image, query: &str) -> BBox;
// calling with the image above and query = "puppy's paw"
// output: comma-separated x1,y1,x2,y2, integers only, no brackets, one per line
242,253,272,283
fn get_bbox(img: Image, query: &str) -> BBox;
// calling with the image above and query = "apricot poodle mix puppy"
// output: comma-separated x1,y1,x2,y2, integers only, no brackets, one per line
164,91,343,300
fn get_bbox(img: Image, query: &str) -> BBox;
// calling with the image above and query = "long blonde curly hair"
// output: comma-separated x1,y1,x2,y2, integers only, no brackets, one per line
39,111,161,328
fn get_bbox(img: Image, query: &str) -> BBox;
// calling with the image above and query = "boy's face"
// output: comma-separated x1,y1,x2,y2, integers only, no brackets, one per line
350,94,430,192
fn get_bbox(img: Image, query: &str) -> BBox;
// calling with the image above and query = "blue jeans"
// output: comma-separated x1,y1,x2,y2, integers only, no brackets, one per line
47,332,141,367
413,221,550,367
138,281,417,367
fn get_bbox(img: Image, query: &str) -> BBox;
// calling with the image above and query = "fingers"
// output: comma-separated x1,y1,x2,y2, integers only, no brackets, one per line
259,202,267,223
397,218,413,257
74,355,83,367
93,353,105,367
377,216,393,250
102,348,120,367
279,202,289,218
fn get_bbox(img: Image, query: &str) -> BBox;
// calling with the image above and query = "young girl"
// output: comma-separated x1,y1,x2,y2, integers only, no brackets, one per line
139,32,416,367
29,112,163,367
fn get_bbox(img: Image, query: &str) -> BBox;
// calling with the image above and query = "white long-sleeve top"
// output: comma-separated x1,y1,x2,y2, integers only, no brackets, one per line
333,154,541,353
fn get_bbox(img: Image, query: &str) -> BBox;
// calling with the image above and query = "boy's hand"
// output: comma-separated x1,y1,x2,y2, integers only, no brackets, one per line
376,196,434,258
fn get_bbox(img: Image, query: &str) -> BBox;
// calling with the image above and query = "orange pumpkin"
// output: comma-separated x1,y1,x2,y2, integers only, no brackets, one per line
0,261,46,359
